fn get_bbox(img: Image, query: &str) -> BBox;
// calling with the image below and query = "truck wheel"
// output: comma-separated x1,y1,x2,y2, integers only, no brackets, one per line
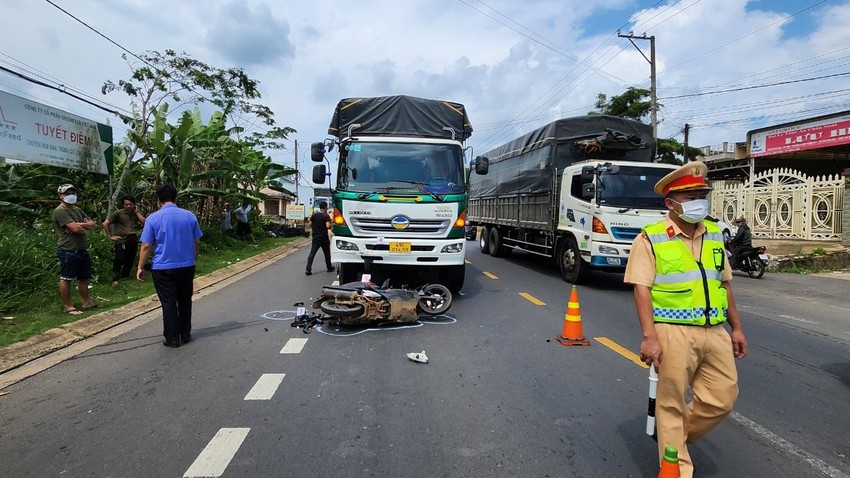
479,226,490,254
488,228,506,257
558,236,589,284
439,264,465,293
338,263,362,284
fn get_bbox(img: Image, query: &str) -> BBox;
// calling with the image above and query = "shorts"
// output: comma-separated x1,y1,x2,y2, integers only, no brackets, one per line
57,249,93,281
236,221,251,235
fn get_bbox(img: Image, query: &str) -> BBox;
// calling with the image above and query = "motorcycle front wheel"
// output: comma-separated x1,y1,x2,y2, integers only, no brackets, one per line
745,258,766,279
317,298,364,318
418,284,452,315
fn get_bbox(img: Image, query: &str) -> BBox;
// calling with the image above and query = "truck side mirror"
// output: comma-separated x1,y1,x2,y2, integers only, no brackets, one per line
580,165,595,183
581,183,596,200
312,164,327,184
473,156,489,175
311,142,326,163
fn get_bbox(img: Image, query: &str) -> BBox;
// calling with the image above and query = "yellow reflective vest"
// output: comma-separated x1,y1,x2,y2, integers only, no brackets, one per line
643,220,729,326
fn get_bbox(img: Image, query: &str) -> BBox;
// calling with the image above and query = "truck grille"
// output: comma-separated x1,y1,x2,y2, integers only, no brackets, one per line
610,226,642,241
349,217,450,236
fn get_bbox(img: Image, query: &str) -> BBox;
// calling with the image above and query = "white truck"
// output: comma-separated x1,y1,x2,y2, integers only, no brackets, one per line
468,115,677,283
311,95,485,291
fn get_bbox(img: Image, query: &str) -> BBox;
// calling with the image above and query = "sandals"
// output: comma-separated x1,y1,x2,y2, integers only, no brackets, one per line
81,303,99,310
64,307,83,316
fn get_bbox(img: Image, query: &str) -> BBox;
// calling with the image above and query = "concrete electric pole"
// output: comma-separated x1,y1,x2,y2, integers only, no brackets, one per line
618,32,657,155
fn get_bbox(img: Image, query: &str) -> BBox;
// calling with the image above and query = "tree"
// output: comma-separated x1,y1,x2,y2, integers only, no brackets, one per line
102,49,296,213
590,87,702,164
591,87,652,121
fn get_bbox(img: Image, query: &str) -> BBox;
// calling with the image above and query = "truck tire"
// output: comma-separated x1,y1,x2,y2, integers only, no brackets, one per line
338,263,362,284
488,227,505,257
558,236,590,284
479,226,490,254
439,264,465,293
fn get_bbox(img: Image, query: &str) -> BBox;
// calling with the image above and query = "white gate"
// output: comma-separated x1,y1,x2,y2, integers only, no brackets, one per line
711,168,844,240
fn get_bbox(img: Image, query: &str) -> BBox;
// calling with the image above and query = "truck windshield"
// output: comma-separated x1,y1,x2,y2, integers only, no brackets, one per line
337,142,465,195
597,165,669,208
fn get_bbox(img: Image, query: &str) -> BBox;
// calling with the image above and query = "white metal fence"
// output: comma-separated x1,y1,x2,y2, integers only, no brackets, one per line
710,168,845,240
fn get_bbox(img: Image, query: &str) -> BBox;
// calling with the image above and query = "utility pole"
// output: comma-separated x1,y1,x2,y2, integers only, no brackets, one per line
294,139,299,205
618,31,657,153
683,123,690,163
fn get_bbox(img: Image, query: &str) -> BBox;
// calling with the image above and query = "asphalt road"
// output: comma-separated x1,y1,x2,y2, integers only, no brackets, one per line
0,242,848,477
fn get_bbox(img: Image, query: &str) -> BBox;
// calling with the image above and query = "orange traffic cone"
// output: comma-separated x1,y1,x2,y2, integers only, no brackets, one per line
556,285,590,346
658,445,680,478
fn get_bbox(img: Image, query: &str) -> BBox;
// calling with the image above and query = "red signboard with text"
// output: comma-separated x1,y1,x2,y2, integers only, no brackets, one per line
750,113,850,157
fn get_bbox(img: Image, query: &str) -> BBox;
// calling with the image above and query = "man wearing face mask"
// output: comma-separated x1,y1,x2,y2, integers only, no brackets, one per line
54,184,98,315
623,162,748,478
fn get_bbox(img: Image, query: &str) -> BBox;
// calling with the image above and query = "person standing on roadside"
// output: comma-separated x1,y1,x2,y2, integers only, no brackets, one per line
54,184,98,315
234,201,256,242
102,195,146,286
136,184,202,348
221,205,233,234
305,201,333,276
624,161,748,478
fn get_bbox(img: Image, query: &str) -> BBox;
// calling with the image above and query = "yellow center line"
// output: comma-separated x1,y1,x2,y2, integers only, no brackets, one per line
595,337,648,368
519,292,546,306
482,271,499,279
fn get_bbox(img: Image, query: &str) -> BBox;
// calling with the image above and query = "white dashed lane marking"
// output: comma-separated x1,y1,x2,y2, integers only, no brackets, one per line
183,427,250,478
244,374,286,400
280,337,308,354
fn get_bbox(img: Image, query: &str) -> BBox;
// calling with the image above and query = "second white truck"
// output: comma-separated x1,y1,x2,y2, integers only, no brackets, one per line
468,115,678,283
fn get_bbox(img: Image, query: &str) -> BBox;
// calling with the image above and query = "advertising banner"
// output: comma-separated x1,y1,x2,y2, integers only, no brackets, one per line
0,90,113,175
750,112,850,158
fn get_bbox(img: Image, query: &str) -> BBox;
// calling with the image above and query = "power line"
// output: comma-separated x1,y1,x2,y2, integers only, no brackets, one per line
659,71,850,99
0,64,128,119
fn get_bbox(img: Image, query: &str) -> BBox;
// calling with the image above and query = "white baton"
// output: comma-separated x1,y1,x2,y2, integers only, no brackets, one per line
646,364,658,436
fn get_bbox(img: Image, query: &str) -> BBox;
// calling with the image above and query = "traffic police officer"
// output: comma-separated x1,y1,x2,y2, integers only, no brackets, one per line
624,161,748,478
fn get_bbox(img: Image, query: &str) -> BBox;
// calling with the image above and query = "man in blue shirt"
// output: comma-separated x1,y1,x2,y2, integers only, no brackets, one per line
136,183,203,348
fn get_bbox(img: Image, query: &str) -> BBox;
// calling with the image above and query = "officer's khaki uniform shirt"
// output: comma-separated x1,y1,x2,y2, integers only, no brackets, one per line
624,215,732,286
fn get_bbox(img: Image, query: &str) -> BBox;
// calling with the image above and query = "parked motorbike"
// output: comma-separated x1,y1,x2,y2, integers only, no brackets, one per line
725,242,768,279
312,279,452,325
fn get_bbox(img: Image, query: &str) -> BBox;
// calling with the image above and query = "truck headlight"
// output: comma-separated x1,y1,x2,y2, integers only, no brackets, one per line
599,245,619,255
441,243,464,253
336,240,359,251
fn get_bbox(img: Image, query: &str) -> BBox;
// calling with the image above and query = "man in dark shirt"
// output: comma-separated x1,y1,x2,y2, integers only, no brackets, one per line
730,215,753,267
53,184,98,315
305,201,333,275
102,195,146,286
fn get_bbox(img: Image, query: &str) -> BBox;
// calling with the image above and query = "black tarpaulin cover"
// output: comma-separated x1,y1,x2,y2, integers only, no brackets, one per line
327,95,473,141
470,115,654,198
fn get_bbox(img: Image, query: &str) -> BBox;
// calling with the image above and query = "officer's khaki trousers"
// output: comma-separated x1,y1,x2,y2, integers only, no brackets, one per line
654,323,739,478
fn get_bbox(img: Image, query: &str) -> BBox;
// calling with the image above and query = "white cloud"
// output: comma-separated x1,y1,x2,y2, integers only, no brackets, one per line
1,0,848,170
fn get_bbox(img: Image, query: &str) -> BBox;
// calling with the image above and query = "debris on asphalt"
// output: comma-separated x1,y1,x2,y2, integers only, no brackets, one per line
406,350,429,364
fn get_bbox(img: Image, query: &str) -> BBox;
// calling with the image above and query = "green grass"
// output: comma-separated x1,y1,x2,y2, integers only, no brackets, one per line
0,234,302,348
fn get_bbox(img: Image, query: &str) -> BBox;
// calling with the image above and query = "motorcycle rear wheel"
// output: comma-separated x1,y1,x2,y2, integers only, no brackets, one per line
745,258,766,279
418,284,452,315
317,298,364,318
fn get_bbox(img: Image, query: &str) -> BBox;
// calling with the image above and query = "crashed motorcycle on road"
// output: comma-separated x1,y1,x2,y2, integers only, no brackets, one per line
725,242,768,279
313,280,452,325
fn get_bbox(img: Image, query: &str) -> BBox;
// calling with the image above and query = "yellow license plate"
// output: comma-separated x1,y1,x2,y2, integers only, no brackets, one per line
389,242,411,253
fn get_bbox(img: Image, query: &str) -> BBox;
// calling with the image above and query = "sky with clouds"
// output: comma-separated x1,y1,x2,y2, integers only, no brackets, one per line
1,0,847,190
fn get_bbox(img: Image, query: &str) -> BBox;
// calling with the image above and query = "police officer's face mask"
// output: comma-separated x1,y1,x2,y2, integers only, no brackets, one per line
671,198,709,224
